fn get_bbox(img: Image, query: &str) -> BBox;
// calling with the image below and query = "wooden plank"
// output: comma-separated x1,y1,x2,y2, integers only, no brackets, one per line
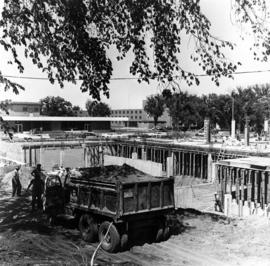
200,154,204,179
178,152,181,176
241,169,245,201
217,165,223,203
254,171,258,205
261,171,266,208
228,167,232,195
247,169,252,203
235,168,240,203
160,181,164,208
147,182,151,210
134,183,138,212
193,153,196,178
267,172,270,205
181,151,185,176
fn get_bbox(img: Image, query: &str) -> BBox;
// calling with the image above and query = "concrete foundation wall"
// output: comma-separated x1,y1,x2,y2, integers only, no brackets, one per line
223,193,269,218
174,183,215,211
0,141,24,164
104,155,163,176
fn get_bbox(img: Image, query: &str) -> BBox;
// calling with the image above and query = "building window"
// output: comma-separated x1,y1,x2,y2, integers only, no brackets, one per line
22,107,28,112
139,116,142,119
131,116,133,119
139,110,142,113
123,111,125,114
127,111,129,114
135,116,137,119
135,110,137,113
34,108,39,112
131,110,133,114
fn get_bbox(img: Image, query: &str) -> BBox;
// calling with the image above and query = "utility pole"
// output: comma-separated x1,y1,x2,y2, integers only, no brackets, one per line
244,115,250,146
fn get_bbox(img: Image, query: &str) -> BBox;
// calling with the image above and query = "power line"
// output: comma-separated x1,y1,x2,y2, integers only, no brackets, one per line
3,68,270,81
2,75,139,81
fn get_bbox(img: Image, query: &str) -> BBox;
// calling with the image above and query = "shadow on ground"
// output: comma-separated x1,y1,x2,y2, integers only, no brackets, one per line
0,190,53,234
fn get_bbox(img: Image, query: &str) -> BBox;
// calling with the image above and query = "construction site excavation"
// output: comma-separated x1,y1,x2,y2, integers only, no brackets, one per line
1,125,270,266
3,2,270,264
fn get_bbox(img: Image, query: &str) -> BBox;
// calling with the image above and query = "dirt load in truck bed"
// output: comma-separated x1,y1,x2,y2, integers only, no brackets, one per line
70,164,165,184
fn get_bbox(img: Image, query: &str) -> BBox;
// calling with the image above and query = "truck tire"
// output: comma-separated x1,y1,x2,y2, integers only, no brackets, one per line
120,233,128,251
98,221,120,253
156,227,164,242
79,214,98,242
163,226,170,241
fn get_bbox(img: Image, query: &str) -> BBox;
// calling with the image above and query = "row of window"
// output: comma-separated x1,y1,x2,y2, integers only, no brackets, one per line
112,110,143,114
112,116,142,119
22,107,39,112
111,121,125,124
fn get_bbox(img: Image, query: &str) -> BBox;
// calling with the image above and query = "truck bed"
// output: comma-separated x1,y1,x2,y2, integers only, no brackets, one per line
66,164,174,220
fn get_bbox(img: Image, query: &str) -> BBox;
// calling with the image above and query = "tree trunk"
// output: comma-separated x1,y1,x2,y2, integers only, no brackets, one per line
154,117,158,128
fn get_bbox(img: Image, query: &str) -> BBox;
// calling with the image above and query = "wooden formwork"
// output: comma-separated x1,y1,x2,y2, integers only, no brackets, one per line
216,157,270,209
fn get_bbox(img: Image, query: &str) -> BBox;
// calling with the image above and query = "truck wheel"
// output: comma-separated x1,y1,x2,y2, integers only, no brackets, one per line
98,221,120,253
163,226,170,241
79,214,98,242
120,233,128,251
156,227,164,242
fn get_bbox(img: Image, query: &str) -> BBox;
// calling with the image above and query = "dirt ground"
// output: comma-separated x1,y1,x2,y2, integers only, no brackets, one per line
1,171,270,265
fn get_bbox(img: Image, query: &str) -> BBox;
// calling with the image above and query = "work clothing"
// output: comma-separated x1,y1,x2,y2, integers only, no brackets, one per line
27,177,44,211
12,169,21,197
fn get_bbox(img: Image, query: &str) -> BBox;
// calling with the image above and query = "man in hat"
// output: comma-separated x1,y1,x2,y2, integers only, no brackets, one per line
27,164,44,211
12,165,22,197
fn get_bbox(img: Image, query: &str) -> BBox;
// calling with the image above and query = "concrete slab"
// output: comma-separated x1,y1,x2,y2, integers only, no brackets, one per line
219,156,270,169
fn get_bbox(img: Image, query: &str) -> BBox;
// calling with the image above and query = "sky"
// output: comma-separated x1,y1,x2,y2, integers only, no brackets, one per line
1,0,270,110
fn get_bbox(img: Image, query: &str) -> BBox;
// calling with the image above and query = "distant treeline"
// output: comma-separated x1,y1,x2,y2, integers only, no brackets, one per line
145,84,270,133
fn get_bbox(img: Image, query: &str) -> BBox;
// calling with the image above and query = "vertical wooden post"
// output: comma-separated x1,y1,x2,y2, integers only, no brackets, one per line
163,149,166,171
193,153,196,178
267,172,270,205
217,165,222,200
39,147,42,165
83,147,87,167
34,148,37,165
247,170,252,203
235,168,240,203
24,148,27,164
261,171,266,208
241,169,245,202
220,165,225,204
200,154,204,179
29,147,32,167
178,152,181,176
160,181,164,208
182,152,185,176
173,152,176,176
254,171,258,205
227,167,231,195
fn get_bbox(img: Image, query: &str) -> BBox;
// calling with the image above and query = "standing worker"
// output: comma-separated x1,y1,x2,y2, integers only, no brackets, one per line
31,163,44,181
12,165,22,197
27,164,44,211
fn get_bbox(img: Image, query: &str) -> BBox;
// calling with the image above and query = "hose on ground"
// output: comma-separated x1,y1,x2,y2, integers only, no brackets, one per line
90,222,113,266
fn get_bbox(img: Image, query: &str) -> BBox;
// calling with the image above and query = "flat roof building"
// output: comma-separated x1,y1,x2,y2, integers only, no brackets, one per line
1,116,129,132
110,108,171,129
0,101,129,132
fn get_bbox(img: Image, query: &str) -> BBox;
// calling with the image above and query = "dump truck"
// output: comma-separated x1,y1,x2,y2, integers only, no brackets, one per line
43,164,175,252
